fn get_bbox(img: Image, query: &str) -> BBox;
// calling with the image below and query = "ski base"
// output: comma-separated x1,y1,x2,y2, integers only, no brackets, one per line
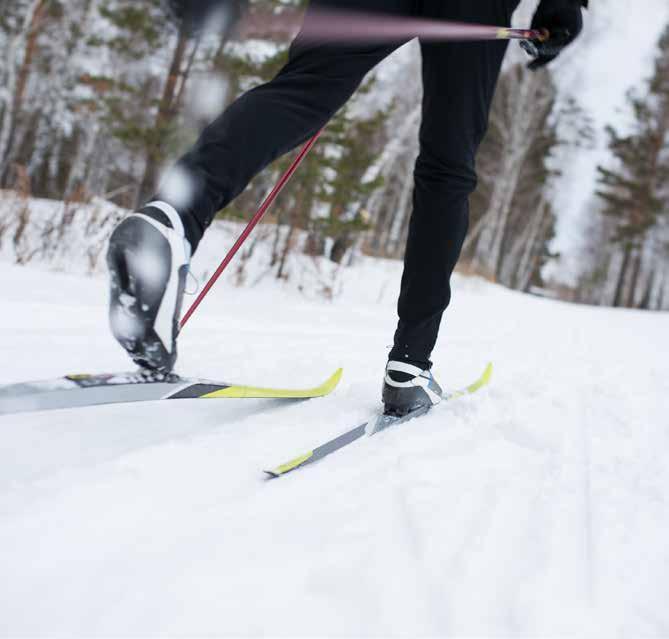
265,363,492,478
0,368,343,416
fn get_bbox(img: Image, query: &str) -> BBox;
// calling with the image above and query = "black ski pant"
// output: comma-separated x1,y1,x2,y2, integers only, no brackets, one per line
169,0,520,367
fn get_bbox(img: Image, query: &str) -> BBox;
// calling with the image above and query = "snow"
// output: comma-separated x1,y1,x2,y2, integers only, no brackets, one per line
1,258,668,636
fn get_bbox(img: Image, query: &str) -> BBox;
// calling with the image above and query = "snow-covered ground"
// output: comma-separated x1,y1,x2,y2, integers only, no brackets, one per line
0,257,667,637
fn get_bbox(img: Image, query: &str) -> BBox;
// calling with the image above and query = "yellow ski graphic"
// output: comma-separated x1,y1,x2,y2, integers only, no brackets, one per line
202,368,343,399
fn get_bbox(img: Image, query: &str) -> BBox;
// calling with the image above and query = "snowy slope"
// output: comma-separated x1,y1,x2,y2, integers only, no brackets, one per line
0,260,667,636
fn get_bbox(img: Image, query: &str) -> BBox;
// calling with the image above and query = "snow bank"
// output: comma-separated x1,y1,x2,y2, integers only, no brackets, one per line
0,191,392,303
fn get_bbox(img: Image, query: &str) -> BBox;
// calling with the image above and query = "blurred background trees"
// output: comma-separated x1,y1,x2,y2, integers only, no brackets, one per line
0,0,667,309
590,24,669,309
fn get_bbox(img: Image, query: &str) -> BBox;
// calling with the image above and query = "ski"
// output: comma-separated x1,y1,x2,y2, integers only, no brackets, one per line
265,363,492,478
0,368,343,416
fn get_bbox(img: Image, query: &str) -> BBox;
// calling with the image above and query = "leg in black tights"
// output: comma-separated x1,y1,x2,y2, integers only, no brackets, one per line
389,0,520,366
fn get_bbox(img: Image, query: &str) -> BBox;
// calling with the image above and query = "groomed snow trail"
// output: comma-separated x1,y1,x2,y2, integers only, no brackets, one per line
0,261,667,637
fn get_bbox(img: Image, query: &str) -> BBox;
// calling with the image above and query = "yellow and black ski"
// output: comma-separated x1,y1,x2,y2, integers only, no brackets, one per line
265,364,492,478
0,369,342,415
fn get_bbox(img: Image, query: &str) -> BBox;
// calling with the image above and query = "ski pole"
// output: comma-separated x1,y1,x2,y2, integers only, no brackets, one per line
179,129,323,331
239,8,549,44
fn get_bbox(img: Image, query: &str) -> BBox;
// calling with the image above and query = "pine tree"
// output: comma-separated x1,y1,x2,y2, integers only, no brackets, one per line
311,95,388,264
212,5,392,272
91,1,192,204
263,87,389,277
0,0,50,185
596,24,669,308
0,0,394,277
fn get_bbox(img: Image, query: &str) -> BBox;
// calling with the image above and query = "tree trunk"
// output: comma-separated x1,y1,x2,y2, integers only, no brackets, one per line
613,246,631,308
270,209,284,267
174,37,202,114
514,199,547,291
136,23,190,206
0,0,48,182
639,268,655,310
277,223,297,280
364,105,420,255
626,250,643,308
330,234,352,264
656,269,666,311
473,72,536,278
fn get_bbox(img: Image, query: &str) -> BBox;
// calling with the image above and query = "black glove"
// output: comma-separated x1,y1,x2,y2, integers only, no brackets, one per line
523,0,588,70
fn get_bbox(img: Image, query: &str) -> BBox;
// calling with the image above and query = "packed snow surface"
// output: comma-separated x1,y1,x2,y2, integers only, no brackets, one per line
0,260,667,637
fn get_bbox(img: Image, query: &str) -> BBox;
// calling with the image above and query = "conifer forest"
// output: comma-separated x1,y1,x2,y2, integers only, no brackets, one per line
1,0,668,309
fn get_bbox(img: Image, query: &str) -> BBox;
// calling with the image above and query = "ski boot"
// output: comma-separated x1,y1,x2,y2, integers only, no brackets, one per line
107,201,191,374
382,360,443,417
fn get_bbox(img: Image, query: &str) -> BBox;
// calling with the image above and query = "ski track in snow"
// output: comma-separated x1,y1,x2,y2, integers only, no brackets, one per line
0,262,668,637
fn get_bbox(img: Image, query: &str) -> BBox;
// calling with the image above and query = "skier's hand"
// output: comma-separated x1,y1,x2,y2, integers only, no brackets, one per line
524,0,588,70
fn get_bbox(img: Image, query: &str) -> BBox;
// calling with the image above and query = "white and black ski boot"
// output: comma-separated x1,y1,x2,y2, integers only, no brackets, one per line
107,201,191,374
382,360,443,417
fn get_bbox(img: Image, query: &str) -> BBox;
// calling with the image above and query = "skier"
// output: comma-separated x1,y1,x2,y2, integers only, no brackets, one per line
107,0,587,416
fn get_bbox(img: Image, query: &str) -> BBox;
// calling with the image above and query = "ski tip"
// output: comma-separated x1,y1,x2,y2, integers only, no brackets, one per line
200,368,343,400
463,362,494,395
320,368,343,396
264,451,314,479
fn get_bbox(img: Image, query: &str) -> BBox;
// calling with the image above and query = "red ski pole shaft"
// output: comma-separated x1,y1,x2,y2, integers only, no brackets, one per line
179,130,323,331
